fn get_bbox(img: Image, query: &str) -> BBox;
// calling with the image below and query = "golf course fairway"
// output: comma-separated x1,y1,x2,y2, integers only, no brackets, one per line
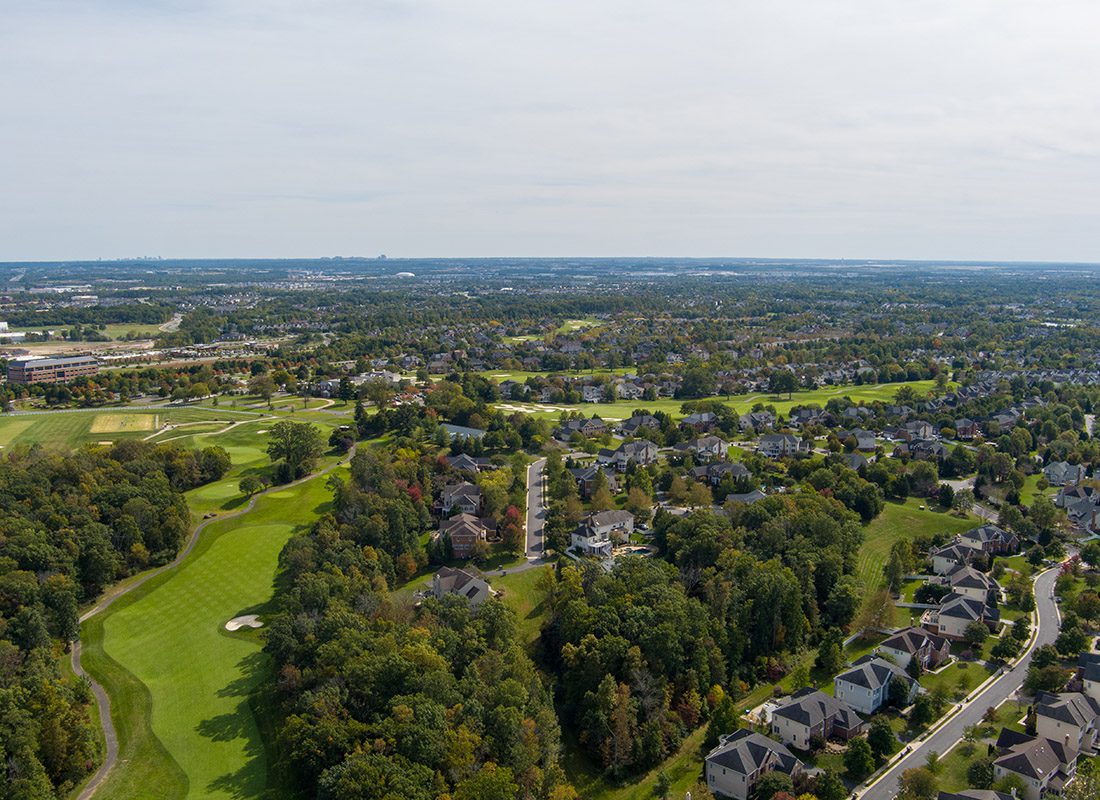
81,463,345,799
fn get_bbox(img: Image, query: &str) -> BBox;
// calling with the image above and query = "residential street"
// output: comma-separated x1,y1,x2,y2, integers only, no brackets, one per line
859,565,1060,799
526,457,547,558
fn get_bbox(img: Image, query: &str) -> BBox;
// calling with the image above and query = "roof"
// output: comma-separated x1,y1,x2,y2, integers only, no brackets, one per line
441,423,486,440
960,524,1014,546
1035,691,1100,728
880,626,948,656
937,791,1014,800
771,688,863,731
938,593,994,622
12,355,98,368
946,564,999,593
586,509,634,527
835,655,910,692
1079,652,1100,683
434,567,491,604
993,731,1073,780
705,729,801,777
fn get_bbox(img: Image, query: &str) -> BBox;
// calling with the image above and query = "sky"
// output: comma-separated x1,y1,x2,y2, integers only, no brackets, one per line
2,1,1099,262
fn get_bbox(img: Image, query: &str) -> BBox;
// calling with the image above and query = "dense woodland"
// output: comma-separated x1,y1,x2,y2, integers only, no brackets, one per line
0,442,227,799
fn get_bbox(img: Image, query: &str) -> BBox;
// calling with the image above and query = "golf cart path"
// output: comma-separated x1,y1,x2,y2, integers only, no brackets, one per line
72,444,357,800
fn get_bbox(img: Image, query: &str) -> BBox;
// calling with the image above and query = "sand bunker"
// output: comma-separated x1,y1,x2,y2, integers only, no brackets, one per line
225,614,263,631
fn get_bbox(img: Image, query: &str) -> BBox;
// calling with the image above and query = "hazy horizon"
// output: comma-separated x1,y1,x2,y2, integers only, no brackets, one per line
3,1,1098,262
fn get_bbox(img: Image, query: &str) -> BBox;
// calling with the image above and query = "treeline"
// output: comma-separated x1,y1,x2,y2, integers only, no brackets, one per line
0,440,227,798
264,513,577,800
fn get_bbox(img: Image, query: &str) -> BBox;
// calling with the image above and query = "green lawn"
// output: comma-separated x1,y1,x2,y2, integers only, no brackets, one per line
489,566,552,645
857,498,978,591
919,660,996,701
495,379,945,421
83,463,346,799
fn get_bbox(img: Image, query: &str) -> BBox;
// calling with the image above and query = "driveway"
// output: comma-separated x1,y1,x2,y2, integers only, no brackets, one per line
858,565,1061,799
526,458,547,558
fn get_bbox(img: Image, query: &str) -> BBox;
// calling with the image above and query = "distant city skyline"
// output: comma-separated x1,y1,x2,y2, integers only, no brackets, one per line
2,1,1098,262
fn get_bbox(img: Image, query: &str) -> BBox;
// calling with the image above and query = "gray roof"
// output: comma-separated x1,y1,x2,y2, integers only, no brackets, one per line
1080,652,1100,683
993,732,1072,780
705,729,801,777
1035,691,1100,728
12,355,98,367
771,688,863,731
835,655,911,692
880,626,948,656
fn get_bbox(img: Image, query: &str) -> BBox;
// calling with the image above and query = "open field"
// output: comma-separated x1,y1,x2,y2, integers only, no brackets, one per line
89,413,157,433
83,461,347,800
857,497,978,591
0,406,261,450
494,379,946,421
5,322,165,340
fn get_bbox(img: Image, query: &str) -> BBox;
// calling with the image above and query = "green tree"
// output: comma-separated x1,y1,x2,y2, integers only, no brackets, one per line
239,474,266,496
266,421,324,480
897,767,938,800
706,696,740,748
843,737,875,779
867,716,897,759
966,757,994,789
453,762,519,800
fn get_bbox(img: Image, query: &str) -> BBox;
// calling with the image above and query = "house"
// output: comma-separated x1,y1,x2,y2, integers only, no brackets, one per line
834,655,919,715
789,407,824,428
877,627,951,671
445,453,492,473
432,567,492,608
958,524,1019,556
440,513,494,559
691,461,750,487
554,415,608,440
597,439,658,471
769,688,864,749
440,482,482,515
921,592,999,640
1080,652,1100,702
581,385,604,403
682,411,720,433
569,465,620,499
571,509,634,557
937,791,1015,800
1034,691,1100,754
840,452,869,471
441,423,486,441
619,414,659,436
931,541,977,575
740,410,777,433
839,428,877,452
704,729,806,800
676,435,730,459
1044,461,1086,487
954,418,981,440
757,433,809,458
907,439,949,462
904,420,937,441
942,563,1001,603
726,489,767,505
615,382,645,401
992,728,1078,800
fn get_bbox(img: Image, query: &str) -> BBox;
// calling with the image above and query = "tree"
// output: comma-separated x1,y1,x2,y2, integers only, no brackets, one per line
952,488,975,515
266,421,324,480
897,767,938,800
249,373,276,400
887,675,912,708
843,737,875,779
754,771,793,800
239,474,266,497
686,480,713,508
625,487,653,524
654,770,672,799
992,773,1027,798
812,771,846,800
815,631,844,676
867,716,897,759
962,621,989,651
453,762,520,800
768,371,798,400
991,636,1021,661
966,757,994,789
910,694,937,729
706,696,740,748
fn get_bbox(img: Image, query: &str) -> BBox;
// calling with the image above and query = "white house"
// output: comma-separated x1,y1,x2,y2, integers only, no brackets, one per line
571,510,634,557
834,656,919,715
704,730,805,800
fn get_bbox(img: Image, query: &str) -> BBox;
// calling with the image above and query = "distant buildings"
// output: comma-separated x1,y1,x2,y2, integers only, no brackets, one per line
6,355,99,384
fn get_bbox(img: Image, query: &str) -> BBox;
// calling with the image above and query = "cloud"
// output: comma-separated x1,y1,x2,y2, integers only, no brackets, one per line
1,1,1098,260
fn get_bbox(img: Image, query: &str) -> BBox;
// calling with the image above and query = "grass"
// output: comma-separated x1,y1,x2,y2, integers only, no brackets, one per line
928,701,1026,793
489,566,552,645
495,379,945,421
84,464,346,799
919,660,996,700
89,413,158,433
857,498,978,591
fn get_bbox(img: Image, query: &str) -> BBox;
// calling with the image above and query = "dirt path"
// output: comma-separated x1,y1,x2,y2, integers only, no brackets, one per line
73,445,357,800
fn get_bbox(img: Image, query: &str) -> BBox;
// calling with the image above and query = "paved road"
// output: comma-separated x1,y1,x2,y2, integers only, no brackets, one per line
72,446,358,800
859,566,1060,800
526,458,547,558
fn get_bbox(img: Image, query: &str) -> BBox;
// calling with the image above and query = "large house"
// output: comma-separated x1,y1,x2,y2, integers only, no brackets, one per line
439,513,493,559
1044,461,1085,487
432,567,492,608
445,453,492,473
1034,691,1100,754
439,482,482,515
954,418,981,440
921,592,999,640
704,729,806,800
931,541,977,575
681,411,720,433
958,524,1019,556
877,626,951,672
834,655,919,715
597,439,658,471
691,461,750,487
569,465,620,499
619,414,659,436
992,728,1077,800
757,433,810,458
555,415,608,440
571,509,634,557
942,563,1001,603
676,435,731,459
938,792,1015,800
769,688,864,749
740,410,776,433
